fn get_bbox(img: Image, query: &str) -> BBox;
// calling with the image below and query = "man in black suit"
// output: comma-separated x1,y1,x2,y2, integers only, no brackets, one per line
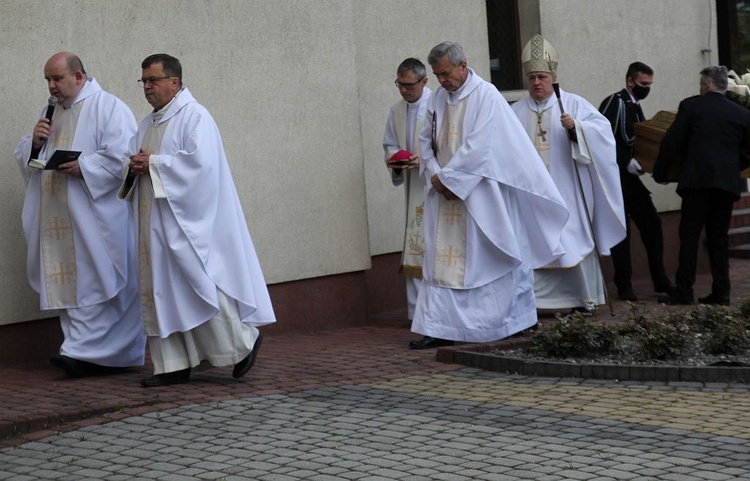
599,62,674,302
654,66,750,305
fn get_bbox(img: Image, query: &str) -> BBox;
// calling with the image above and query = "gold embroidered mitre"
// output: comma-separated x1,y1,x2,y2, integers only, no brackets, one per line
521,34,558,76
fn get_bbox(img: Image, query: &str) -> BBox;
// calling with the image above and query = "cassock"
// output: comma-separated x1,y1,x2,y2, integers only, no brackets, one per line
382,87,432,319
512,89,626,309
13,77,145,367
118,88,275,374
413,70,569,342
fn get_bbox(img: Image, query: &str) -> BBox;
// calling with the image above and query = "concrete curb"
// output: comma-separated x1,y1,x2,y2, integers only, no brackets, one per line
439,340,750,383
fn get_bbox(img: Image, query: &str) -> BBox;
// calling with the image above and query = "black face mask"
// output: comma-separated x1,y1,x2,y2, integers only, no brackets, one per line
631,84,650,100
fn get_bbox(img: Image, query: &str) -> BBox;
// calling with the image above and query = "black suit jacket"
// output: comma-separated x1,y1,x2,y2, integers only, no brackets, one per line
599,88,650,200
654,91,750,199
599,88,645,171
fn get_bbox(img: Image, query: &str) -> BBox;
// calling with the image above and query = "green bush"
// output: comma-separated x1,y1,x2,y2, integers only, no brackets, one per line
738,298,750,320
526,312,619,358
681,305,750,355
524,302,750,361
630,316,694,360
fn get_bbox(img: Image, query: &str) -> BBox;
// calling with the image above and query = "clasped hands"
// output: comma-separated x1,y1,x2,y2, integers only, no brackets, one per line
431,174,457,200
129,149,150,176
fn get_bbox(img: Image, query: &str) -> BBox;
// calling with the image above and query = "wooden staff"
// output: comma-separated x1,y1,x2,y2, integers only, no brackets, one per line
553,83,615,316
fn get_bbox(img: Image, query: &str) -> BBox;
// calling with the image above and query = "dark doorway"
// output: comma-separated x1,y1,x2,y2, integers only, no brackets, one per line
485,0,522,91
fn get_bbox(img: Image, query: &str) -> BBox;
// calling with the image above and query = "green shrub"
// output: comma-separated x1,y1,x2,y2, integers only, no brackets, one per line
524,303,750,362
630,316,694,360
679,305,750,355
738,298,750,321
527,312,619,358
701,316,750,355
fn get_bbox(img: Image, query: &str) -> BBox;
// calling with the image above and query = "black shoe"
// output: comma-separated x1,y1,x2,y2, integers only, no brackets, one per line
140,368,191,387
617,289,638,302
655,281,677,296
49,355,130,378
49,355,87,378
408,336,454,350
233,332,263,379
657,294,694,305
698,294,730,306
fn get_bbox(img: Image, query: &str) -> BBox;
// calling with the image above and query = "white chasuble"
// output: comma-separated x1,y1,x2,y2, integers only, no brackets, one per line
40,103,82,307
413,69,570,343
432,99,468,288
512,92,626,309
393,100,427,278
120,88,274,373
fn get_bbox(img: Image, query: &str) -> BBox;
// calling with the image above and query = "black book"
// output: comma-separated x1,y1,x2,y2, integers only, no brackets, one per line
28,149,82,170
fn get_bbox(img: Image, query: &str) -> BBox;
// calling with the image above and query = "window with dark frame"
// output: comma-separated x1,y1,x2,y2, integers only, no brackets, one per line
485,0,522,91
718,0,750,73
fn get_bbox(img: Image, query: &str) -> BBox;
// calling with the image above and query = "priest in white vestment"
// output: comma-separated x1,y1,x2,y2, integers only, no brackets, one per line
411,42,569,345
119,54,275,387
13,52,145,377
382,58,432,327
511,35,626,311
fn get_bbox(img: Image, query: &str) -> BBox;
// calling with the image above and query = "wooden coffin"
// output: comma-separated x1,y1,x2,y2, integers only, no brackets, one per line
633,109,750,180
633,110,677,179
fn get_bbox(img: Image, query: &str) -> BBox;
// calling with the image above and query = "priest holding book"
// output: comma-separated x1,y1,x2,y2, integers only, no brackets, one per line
13,52,144,377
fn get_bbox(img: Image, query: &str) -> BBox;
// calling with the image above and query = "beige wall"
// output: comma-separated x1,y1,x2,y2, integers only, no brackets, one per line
0,0,489,326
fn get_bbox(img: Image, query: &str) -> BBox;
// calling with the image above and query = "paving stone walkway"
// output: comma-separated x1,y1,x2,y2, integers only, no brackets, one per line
1,369,749,480
1,259,750,480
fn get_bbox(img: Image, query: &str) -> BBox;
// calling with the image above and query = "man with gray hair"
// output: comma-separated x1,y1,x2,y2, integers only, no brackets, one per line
409,41,569,348
654,65,750,305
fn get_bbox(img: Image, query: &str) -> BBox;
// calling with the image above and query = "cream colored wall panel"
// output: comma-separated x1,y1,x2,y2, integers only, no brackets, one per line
354,0,490,256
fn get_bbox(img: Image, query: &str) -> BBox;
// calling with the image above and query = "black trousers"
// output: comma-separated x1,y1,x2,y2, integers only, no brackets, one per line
611,175,671,293
675,188,735,299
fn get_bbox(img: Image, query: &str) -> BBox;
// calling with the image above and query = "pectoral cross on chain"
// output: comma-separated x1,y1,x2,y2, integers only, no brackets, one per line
536,111,547,142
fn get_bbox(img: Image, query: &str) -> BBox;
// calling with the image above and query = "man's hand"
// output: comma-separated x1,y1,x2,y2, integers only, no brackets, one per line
58,160,82,178
431,173,457,200
387,153,420,170
560,113,576,131
627,158,643,176
129,149,151,176
32,118,52,149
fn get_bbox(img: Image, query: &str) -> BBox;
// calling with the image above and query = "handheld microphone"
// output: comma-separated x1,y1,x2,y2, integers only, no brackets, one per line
45,96,57,121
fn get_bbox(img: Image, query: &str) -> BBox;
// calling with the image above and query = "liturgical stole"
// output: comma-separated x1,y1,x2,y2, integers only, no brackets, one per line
136,117,169,336
393,100,426,278
40,103,82,307
432,98,468,288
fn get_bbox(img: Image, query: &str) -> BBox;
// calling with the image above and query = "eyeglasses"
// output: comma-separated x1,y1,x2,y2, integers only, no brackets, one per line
137,76,176,86
394,77,424,89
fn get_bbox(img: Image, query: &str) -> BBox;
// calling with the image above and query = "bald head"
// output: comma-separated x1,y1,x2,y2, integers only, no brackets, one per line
44,52,87,107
